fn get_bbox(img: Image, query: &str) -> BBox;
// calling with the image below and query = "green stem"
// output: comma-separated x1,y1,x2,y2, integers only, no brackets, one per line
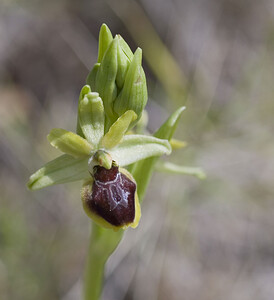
83,107,184,300
84,223,123,300
84,227,105,300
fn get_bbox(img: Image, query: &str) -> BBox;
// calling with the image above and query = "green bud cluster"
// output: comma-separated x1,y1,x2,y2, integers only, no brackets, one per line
86,24,147,131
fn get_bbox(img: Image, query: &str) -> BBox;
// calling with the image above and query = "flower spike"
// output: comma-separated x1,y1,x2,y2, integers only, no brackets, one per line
27,24,204,235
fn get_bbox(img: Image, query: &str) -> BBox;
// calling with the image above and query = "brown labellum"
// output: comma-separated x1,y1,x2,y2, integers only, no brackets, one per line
85,164,137,227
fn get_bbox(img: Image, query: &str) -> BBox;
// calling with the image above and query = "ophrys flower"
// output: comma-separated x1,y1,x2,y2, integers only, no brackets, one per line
27,85,171,230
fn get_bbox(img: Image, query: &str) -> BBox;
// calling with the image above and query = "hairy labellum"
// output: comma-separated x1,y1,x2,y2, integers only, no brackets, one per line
82,164,141,230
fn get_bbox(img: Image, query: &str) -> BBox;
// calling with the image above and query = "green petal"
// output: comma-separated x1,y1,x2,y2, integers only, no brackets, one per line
47,128,93,158
156,161,206,179
100,110,137,149
27,154,89,190
109,135,171,167
78,89,105,147
97,23,113,63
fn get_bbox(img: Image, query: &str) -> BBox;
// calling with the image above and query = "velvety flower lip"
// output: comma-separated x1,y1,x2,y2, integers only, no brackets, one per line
82,163,140,230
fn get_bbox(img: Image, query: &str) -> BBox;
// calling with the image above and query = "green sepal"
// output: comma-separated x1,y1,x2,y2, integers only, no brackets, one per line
27,154,89,190
100,110,137,149
156,161,206,179
131,106,185,202
47,128,93,158
97,23,113,63
95,37,118,124
109,135,171,167
78,86,105,147
114,48,147,124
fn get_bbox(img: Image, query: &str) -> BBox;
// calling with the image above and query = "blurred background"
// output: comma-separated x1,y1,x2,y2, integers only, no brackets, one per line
1,0,274,299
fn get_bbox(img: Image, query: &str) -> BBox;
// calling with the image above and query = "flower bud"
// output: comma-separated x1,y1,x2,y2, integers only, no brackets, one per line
114,48,147,126
82,163,141,230
116,36,131,89
97,23,113,63
86,23,113,90
78,86,105,146
95,37,119,125
86,24,148,131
